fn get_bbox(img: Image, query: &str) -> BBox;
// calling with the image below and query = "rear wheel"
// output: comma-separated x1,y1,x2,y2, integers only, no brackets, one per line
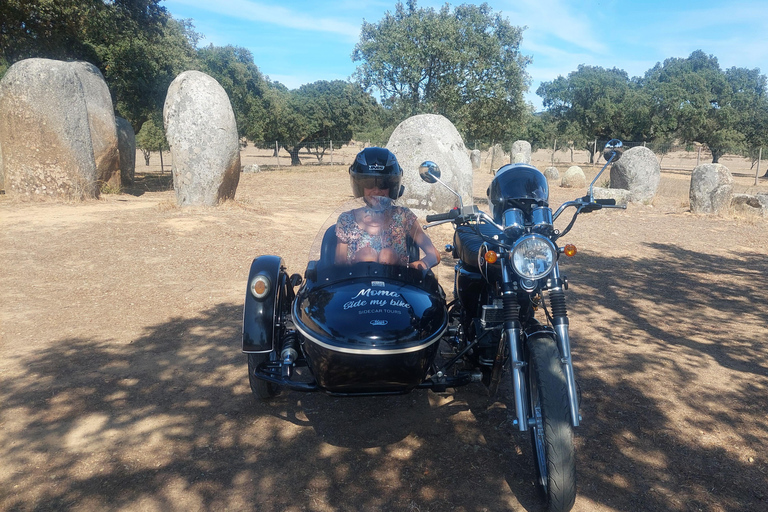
248,353,278,399
526,336,576,512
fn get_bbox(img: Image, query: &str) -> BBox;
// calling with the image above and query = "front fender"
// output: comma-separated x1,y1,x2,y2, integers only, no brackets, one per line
242,255,284,353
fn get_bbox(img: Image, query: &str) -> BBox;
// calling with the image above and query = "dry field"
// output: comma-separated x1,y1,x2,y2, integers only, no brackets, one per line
1,144,767,511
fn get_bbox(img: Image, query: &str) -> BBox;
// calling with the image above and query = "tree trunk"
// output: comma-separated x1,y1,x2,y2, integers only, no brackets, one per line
142,149,151,166
288,147,302,166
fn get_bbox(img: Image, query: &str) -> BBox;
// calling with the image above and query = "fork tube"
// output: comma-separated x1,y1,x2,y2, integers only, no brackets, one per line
549,265,580,427
502,261,528,432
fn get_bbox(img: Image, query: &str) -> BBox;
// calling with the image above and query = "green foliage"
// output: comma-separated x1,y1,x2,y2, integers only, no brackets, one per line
537,65,648,160
262,80,378,165
197,45,270,142
0,0,198,131
352,0,530,142
135,116,168,165
537,50,768,164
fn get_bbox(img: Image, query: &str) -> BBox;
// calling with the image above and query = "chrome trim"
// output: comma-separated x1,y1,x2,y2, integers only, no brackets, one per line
295,321,445,355
292,300,447,355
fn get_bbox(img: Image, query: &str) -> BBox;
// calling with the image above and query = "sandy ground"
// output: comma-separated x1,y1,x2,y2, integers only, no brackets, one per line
1,145,768,511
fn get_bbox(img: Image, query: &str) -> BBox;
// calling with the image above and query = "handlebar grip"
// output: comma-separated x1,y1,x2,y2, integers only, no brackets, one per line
426,208,459,223
595,198,616,206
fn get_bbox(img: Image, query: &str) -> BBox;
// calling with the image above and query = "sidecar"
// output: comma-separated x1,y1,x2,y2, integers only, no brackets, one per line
242,213,449,396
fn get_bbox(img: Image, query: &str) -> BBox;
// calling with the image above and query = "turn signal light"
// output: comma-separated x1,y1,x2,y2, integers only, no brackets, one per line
484,251,498,264
563,244,577,257
250,274,271,299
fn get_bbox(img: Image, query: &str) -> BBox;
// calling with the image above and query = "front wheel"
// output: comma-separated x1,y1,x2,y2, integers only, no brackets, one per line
526,336,576,512
248,353,278,400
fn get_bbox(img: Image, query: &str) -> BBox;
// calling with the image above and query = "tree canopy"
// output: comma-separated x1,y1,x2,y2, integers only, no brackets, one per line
353,0,530,142
0,0,198,131
262,80,379,165
537,51,768,163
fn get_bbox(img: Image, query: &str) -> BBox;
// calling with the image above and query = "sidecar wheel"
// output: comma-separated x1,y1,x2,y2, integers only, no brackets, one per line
526,336,576,512
248,353,279,400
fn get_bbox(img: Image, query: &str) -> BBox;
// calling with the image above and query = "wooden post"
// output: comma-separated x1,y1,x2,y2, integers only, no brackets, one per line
159,149,164,174
593,138,597,166
755,147,762,185
275,141,280,168
552,138,556,166
330,140,334,166
696,146,701,167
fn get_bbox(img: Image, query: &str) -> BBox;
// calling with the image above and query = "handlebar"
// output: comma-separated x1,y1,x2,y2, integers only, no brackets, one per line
425,208,460,223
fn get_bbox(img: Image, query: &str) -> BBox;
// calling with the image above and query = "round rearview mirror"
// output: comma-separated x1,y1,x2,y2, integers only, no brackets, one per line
419,161,441,183
603,139,623,162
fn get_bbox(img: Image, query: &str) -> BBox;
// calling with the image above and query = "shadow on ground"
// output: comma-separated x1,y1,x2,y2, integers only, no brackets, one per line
2,244,766,511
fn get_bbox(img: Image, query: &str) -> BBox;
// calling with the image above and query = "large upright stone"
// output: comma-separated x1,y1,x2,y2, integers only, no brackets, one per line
490,143,508,173
511,140,531,164
0,58,98,200
561,166,586,188
470,149,481,170
163,71,240,206
72,62,120,190
387,114,473,215
609,146,660,203
115,116,136,185
690,163,733,214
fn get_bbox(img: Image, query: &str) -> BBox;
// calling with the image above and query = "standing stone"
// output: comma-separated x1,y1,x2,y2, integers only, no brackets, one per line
544,166,559,180
115,116,136,185
490,143,508,173
164,71,240,206
609,146,660,203
690,163,733,214
511,140,532,164
0,58,97,200
544,167,560,181
387,114,473,215
470,149,481,170
561,166,586,188
71,62,120,191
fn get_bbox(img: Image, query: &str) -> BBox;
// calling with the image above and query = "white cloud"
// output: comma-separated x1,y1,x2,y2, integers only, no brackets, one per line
168,0,361,41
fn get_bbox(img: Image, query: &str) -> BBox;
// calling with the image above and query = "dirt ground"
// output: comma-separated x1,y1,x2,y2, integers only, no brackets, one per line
2,145,768,512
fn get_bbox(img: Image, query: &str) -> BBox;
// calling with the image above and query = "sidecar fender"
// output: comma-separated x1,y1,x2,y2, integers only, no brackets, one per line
242,255,284,353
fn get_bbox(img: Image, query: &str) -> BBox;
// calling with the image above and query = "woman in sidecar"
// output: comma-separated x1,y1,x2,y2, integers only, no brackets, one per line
242,148,448,398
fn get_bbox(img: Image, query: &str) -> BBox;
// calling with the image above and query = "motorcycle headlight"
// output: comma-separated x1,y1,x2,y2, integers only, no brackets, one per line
511,234,556,280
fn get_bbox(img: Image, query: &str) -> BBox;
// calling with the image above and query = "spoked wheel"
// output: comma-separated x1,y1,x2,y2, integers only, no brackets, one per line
248,352,279,400
526,335,576,512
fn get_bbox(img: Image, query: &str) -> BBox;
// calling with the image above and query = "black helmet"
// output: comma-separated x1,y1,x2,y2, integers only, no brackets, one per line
487,163,549,221
349,147,404,200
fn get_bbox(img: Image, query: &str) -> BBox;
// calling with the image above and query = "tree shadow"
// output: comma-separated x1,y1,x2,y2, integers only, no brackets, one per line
1,303,534,511
557,243,768,511
3,243,766,511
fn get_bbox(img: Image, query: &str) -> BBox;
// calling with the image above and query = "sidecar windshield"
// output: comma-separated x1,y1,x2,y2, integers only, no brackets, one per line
309,196,421,272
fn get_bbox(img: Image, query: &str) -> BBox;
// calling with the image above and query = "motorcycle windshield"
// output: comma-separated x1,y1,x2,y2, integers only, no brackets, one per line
309,195,422,272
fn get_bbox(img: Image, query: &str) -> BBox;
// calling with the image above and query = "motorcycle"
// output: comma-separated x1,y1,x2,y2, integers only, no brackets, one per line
241,139,624,512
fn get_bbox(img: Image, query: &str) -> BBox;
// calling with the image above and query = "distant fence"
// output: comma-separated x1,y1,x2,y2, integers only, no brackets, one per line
141,138,767,180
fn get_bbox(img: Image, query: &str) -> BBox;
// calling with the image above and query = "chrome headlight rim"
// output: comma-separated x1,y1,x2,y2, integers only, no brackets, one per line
511,234,557,280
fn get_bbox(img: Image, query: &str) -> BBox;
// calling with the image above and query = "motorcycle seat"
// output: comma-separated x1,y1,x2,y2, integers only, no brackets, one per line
454,223,503,269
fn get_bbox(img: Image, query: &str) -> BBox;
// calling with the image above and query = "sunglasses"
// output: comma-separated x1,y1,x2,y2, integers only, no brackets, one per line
358,177,395,190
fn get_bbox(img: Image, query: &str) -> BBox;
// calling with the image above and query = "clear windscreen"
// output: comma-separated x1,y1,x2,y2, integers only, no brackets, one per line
309,195,422,268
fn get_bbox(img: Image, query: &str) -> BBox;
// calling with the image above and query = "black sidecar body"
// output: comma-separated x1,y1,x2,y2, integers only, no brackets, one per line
243,218,448,396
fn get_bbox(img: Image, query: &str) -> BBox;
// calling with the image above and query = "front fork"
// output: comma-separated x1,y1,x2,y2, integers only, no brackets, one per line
502,262,580,431
549,264,580,427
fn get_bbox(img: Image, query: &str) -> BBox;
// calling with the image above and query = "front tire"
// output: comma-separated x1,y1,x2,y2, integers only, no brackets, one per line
248,353,278,400
526,335,576,512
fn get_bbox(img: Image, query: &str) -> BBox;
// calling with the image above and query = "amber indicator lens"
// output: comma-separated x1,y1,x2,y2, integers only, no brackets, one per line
564,244,577,257
484,251,498,264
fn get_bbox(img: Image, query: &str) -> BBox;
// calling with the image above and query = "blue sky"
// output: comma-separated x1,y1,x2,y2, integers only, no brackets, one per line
162,0,768,111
